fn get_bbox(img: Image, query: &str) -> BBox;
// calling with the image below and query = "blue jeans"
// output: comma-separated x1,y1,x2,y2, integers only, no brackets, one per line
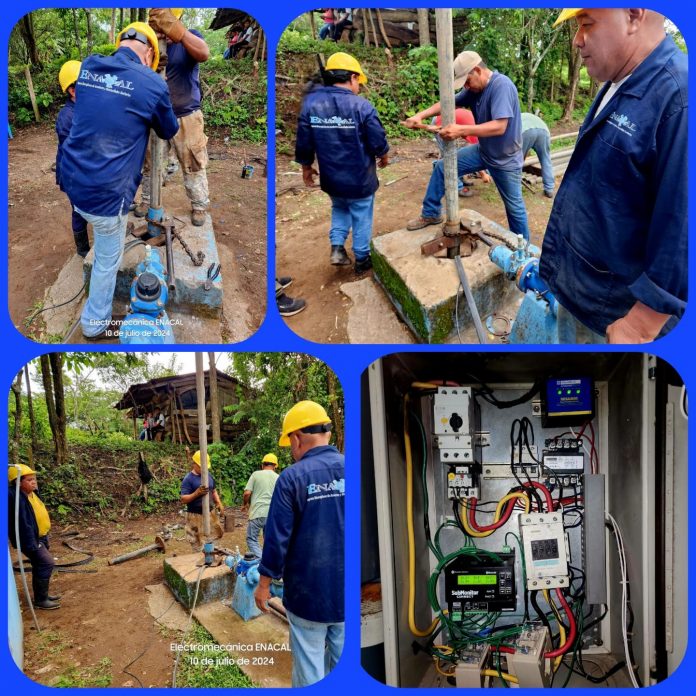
319,23,334,40
246,516,266,558
421,144,530,240
523,127,554,193
286,609,344,687
329,194,375,261
77,206,128,337
557,303,608,344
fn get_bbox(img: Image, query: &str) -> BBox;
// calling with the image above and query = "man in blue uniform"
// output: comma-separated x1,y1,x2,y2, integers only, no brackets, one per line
295,52,389,274
60,21,179,340
55,60,90,258
540,9,687,343
137,9,211,227
404,51,530,240
254,401,345,687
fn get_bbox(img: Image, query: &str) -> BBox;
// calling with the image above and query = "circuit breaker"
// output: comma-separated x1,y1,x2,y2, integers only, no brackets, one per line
519,513,570,589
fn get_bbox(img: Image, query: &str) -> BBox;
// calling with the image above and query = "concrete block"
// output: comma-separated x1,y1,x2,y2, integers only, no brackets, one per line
83,212,223,319
163,553,234,609
371,209,521,343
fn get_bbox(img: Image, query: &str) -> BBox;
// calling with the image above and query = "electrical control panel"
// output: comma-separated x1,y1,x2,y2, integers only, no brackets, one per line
508,626,552,688
541,377,595,427
542,438,584,484
444,552,516,616
447,465,477,499
519,513,570,589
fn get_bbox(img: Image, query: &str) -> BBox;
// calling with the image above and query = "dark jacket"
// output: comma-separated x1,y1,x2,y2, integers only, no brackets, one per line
539,37,687,336
59,47,179,216
8,487,46,554
55,97,75,190
259,445,345,623
295,85,389,199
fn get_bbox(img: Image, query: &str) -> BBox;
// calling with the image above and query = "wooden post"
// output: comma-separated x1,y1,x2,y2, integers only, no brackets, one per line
24,66,40,122
435,10,458,233
195,353,210,538
208,352,221,443
375,10,392,49
132,410,138,439
418,9,431,47
176,390,193,445
367,10,379,48
308,11,317,40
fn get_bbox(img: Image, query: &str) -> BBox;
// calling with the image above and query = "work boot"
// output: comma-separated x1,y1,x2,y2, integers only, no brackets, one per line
277,276,293,292
544,190,555,199
406,215,444,231
191,209,206,227
330,245,351,266
355,256,373,274
277,293,306,317
33,578,60,610
134,201,149,218
74,229,90,258
458,187,473,198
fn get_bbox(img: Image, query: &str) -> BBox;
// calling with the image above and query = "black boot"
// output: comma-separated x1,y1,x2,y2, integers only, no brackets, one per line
73,229,90,258
33,577,61,610
330,245,351,266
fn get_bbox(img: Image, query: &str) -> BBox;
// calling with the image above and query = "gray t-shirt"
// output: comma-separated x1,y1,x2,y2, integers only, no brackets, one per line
521,112,550,134
244,469,279,520
455,71,523,171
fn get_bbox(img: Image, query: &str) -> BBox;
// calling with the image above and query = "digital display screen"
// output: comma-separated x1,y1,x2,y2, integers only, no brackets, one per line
531,539,559,561
457,574,497,585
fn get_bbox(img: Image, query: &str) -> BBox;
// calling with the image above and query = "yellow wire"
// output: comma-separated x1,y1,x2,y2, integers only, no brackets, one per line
434,657,456,677
433,644,454,655
460,492,531,538
482,669,519,684
404,393,439,637
544,589,566,672
411,381,440,390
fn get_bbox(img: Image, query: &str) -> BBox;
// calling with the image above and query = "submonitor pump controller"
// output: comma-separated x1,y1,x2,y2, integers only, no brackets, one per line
541,377,595,427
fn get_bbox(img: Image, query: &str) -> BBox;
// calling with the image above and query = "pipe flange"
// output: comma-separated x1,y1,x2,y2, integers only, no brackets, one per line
485,313,512,337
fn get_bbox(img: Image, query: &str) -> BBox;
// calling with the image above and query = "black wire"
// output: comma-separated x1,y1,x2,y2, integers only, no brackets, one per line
473,379,543,409
530,590,552,636
26,280,87,327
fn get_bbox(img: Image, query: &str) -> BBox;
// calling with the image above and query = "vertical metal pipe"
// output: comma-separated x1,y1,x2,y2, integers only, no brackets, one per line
435,9,459,232
195,353,210,538
149,35,168,220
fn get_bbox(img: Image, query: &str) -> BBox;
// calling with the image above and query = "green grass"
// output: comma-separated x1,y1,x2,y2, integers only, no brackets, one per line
175,623,256,688
52,657,113,687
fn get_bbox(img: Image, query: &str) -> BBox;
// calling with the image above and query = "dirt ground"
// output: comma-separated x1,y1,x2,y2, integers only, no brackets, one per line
13,511,251,688
8,124,266,342
275,137,560,344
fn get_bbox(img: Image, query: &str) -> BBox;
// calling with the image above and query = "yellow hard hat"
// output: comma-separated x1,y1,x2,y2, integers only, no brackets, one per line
117,21,160,71
279,401,332,447
325,52,367,85
8,465,36,482
170,9,184,20
553,8,584,28
262,453,278,466
59,60,81,93
192,450,211,468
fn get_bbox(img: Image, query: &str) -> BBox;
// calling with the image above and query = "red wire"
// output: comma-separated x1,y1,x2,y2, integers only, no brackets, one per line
523,481,554,511
466,497,516,532
492,646,516,654
544,589,577,658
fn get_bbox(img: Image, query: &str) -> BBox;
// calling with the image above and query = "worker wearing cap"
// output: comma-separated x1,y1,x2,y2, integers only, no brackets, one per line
136,9,211,227
8,466,60,610
295,52,390,274
180,450,224,551
254,401,345,686
404,50,530,240
59,21,179,340
242,453,279,559
55,60,90,258
539,9,687,343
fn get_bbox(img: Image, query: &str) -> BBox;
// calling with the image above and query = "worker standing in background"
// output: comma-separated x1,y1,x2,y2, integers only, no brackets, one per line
55,60,90,258
242,453,279,559
540,9,687,343
404,51,530,240
137,8,211,227
180,450,225,551
8,466,61,610
295,52,389,274
254,401,345,687
60,22,179,340
521,112,555,198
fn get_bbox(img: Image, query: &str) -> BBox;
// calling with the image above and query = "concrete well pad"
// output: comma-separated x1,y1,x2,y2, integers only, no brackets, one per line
163,553,235,610
193,602,291,687
371,209,522,343
83,212,223,319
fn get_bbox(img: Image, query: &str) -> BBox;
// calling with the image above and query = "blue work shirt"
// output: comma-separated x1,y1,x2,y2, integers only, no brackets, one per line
166,30,203,118
59,47,179,217
455,71,523,171
259,445,345,624
181,471,217,514
295,85,389,199
539,36,687,336
55,97,75,191
8,488,46,554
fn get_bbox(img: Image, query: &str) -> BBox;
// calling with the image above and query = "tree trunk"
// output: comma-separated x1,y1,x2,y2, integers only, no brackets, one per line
417,9,430,47
308,11,317,40
85,9,93,53
40,355,60,463
208,352,221,443
562,43,582,121
24,364,38,453
49,353,68,467
11,371,23,467
19,13,41,68
119,8,124,33
109,9,116,43
130,9,137,24
375,10,392,49
326,370,343,452
138,9,147,23
72,9,82,59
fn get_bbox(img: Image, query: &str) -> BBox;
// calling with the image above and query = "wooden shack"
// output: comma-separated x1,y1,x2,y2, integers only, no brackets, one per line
114,370,251,444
